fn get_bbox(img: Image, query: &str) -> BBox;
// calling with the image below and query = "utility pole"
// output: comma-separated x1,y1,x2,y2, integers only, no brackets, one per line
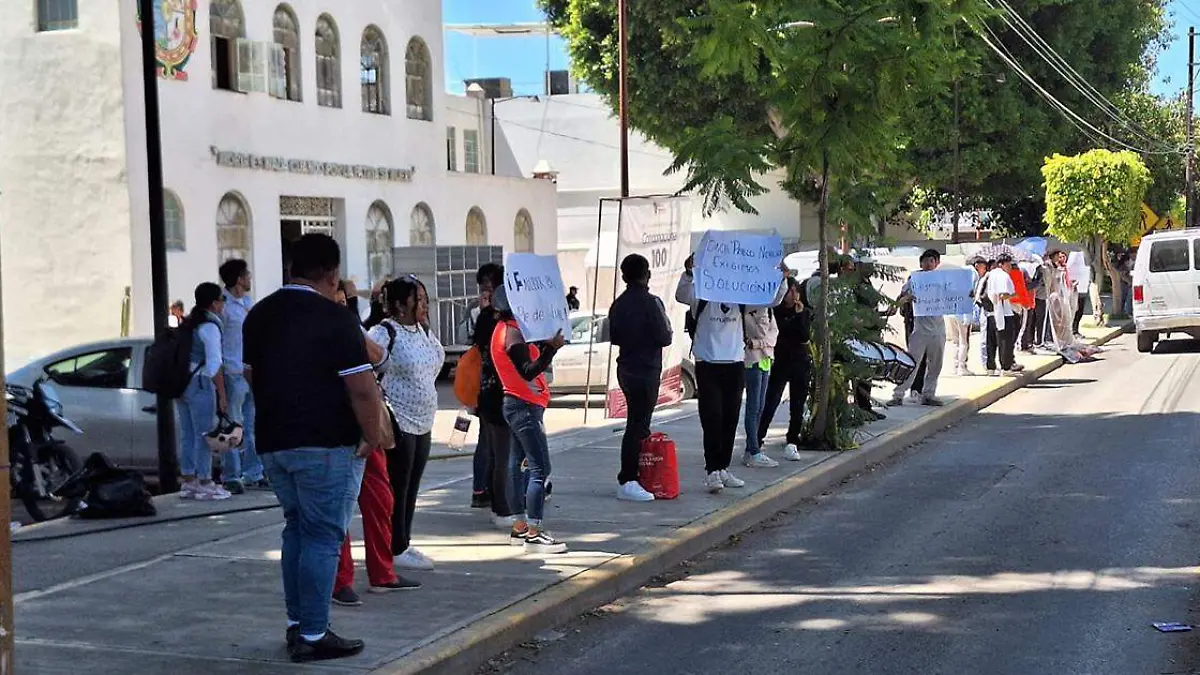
140,0,179,492
618,0,630,198
1187,27,1195,229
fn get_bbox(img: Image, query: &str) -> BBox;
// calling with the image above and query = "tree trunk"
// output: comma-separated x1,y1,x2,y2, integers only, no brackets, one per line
1084,234,1107,326
808,153,834,444
1099,236,1124,320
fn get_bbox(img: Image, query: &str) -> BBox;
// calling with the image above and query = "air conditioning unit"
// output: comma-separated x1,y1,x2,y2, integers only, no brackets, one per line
463,77,513,99
547,70,578,96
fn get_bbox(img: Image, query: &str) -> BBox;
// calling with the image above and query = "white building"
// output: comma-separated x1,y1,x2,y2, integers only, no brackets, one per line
488,93,819,309
0,0,557,366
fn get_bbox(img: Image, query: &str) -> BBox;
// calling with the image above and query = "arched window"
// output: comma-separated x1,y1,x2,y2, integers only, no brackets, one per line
513,209,534,252
360,26,389,115
271,5,302,102
366,202,393,288
466,207,487,245
405,38,432,121
164,190,185,252
217,193,251,264
315,14,341,108
410,203,435,246
210,0,245,91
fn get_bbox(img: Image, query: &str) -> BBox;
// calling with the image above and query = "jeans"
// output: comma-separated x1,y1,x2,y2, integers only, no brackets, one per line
986,316,1017,371
176,373,216,481
387,429,432,556
617,368,659,485
1072,293,1088,334
743,366,770,454
503,396,551,525
222,372,264,484
1020,299,1047,349
695,361,745,473
479,419,514,517
1119,281,1132,316
263,447,365,636
337,449,396,589
758,352,811,447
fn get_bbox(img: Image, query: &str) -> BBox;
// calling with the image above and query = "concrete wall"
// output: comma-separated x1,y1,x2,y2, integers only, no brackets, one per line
0,1,135,367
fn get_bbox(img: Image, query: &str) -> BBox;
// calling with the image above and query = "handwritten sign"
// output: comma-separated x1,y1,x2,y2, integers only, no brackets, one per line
503,253,572,343
693,231,785,305
910,268,976,317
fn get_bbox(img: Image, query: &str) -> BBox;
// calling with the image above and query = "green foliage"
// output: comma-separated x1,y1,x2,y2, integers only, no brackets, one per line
1041,149,1151,244
904,0,1171,211
1112,91,1186,215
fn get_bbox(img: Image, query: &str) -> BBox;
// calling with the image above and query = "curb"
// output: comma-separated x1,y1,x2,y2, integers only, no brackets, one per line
369,323,1129,675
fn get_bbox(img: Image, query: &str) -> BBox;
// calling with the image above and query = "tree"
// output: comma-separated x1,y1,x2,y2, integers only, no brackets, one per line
1042,149,1151,320
904,0,1170,227
544,0,980,448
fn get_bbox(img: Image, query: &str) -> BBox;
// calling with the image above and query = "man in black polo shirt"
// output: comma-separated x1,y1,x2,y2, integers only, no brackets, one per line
244,233,389,663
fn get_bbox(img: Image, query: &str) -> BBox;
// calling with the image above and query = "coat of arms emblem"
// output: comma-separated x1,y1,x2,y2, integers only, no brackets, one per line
138,0,199,81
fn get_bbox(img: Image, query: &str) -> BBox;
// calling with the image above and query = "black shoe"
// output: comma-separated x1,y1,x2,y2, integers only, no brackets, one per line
224,480,245,495
286,625,300,649
331,587,362,607
246,478,271,490
470,491,491,508
368,576,422,593
289,629,365,663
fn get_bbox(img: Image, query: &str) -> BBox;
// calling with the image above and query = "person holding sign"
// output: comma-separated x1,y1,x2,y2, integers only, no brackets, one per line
608,254,673,502
677,250,787,494
490,284,569,554
889,250,947,407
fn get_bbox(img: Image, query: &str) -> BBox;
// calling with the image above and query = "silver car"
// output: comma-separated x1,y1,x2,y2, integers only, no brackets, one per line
7,338,163,475
551,313,696,399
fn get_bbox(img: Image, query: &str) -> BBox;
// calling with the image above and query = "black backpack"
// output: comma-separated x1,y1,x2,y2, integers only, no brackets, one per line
142,317,216,398
974,277,995,313
57,452,157,520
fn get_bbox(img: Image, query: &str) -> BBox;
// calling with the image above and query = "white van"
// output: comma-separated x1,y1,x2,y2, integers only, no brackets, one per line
1132,229,1200,352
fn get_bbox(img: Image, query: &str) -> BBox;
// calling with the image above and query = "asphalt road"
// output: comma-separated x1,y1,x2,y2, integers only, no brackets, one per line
501,333,1200,675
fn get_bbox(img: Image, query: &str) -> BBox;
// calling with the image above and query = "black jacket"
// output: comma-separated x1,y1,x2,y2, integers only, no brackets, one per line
473,309,506,426
774,304,813,362
608,284,673,374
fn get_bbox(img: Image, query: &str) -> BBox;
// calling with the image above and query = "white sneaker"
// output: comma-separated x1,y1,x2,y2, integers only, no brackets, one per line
395,547,435,571
783,444,802,461
195,483,231,501
617,481,656,502
704,471,724,494
957,368,975,377
179,481,201,499
719,470,745,488
742,452,779,468
492,514,516,529
1001,370,1021,377
987,370,1000,377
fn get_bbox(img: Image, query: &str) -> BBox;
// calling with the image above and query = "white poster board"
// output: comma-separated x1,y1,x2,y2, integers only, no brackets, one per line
1066,251,1091,294
910,268,977,317
693,231,785,305
604,197,694,418
503,253,572,343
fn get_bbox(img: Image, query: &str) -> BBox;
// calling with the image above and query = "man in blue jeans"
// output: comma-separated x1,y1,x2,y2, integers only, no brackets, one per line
219,258,265,493
244,234,391,663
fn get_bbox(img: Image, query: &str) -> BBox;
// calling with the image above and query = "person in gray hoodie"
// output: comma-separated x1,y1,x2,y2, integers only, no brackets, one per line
677,253,787,494
742,305,780,468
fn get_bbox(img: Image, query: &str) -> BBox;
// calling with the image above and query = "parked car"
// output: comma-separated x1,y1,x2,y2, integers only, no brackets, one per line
1133,230,1200,352
7,338,162,475
550,312,696,400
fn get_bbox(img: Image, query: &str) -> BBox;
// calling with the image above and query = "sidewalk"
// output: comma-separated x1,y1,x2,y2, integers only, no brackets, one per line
13,322,1126,675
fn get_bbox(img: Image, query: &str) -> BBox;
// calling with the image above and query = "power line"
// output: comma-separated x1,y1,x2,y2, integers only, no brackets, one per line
985,0,1178,153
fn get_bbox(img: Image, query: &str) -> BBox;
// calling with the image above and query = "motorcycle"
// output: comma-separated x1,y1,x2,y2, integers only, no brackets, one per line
7,378,83,521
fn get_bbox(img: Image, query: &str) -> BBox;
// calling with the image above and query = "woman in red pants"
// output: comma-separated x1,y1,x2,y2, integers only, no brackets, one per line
330,283,419,607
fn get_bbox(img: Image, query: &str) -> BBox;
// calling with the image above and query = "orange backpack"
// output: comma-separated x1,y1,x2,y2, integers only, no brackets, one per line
453,346,482,408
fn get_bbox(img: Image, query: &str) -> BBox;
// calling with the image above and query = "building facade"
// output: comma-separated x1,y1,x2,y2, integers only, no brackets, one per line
0,0,556,366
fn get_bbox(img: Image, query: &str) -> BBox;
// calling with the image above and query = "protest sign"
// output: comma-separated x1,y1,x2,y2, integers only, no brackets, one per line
605,197,693,418
909,268,976,317
503,253,572,343
693,230,785,306
1066,251,1091,293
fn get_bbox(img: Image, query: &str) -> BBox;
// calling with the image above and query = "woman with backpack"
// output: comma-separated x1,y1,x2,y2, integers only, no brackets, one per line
178,283,231,501
372,276,445,571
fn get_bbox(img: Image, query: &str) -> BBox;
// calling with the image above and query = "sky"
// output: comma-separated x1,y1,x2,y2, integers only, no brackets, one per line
442,1,570,96
445,0,1198,98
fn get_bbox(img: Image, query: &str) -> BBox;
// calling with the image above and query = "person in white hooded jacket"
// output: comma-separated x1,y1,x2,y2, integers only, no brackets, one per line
677,253,787,493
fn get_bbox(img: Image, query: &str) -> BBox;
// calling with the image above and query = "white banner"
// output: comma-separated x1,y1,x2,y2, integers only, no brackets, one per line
693,231,785,305
604,196,694,419
1066,251,1091,294
503,253,572,343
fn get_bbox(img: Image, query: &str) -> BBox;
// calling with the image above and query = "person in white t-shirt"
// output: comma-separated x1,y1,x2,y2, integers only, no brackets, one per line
983,254,1025,376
